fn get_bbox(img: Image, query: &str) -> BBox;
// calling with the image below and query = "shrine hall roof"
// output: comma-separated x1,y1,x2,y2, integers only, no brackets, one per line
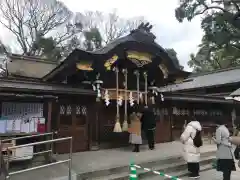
158,66,240,92
43,22,189,81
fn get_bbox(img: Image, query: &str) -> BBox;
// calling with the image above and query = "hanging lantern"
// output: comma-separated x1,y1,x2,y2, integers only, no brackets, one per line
93,73,103,98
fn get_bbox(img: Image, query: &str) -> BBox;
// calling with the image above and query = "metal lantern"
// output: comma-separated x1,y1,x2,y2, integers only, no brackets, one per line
92,73,103,98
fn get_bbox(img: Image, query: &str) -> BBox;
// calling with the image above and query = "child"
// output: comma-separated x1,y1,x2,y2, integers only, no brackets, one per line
128,112,142,152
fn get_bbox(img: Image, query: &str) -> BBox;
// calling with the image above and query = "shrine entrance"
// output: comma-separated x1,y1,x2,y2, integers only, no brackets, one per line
56,100,89,153
43,22,190,152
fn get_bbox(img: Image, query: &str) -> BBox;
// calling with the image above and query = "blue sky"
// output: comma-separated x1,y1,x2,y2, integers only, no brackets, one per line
0,0,204,71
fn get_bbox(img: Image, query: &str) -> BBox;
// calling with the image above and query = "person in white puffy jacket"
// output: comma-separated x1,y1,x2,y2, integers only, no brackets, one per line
180,119,202,179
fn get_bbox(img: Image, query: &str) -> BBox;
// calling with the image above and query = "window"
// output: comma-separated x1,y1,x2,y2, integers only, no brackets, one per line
60,105,65,115
82,106,87,115
66,105,72,115
60,104,72,125
75,105,87,126
76,105,81,115
75,105,87,116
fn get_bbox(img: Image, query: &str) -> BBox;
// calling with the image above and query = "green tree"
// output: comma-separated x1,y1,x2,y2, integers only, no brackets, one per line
83,27,103,51
176,0,240,72
165,48,184,70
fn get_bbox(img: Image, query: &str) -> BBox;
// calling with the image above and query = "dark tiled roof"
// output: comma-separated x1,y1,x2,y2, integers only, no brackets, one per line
7,53,58,78
0,78,95,95
9,53,58,64
158,66,240,92
163,93,235,104
230,88,240,96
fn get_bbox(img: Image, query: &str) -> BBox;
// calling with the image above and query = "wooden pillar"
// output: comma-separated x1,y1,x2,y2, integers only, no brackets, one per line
45,100,53,163
90,97,101,150
47,101,53,132
168,105,173,141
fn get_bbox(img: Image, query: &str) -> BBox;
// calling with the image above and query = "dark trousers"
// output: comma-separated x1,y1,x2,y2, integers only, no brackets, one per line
133,144,140,152
145,129,155,149
187,162,199,176
223,170,231,180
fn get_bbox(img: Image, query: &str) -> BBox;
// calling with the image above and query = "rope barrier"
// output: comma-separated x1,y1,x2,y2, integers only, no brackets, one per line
129,162,182,180
129,162,138,180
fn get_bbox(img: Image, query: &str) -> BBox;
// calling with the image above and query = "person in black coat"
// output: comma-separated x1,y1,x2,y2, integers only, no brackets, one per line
140,106,156,150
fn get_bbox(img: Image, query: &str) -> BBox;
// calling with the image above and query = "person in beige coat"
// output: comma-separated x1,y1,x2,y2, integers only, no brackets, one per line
230,124,240,145
128,112,142,152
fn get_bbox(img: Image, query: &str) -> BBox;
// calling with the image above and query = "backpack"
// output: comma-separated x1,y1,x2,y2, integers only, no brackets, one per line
234,146,240,160
192,130,203,148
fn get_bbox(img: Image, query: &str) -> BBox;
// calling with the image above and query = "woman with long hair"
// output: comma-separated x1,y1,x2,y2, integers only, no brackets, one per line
213,119,236,180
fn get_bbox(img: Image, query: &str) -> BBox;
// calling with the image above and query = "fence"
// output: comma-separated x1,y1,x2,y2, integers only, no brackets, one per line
129,162,182,180
3,135,72,180
2,132,57,167
2,131,57,143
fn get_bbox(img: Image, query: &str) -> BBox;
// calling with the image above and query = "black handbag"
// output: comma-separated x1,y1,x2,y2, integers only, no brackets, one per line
234,146,240,159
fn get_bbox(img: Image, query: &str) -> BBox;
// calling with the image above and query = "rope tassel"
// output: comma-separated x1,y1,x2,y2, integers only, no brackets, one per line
113,67,122,132
122,69,128,132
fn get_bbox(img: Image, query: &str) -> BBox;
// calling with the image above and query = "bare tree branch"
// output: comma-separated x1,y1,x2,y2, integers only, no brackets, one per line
82,9,145,45
0,0,78,56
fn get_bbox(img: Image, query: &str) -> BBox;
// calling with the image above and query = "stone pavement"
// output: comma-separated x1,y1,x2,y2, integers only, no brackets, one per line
56,141,216,174
181,168,240,180
7,141,216,180
148,169,240,180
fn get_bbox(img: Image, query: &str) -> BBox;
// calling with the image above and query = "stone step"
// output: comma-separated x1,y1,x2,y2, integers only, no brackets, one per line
78,150,215,180
138,156,214,179
8,162,77,180
145,164,213,180
85,153,215,180
139,156,215,179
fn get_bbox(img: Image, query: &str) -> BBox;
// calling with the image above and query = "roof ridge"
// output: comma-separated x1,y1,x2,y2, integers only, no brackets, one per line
189,66,240,78
9,53,59,64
